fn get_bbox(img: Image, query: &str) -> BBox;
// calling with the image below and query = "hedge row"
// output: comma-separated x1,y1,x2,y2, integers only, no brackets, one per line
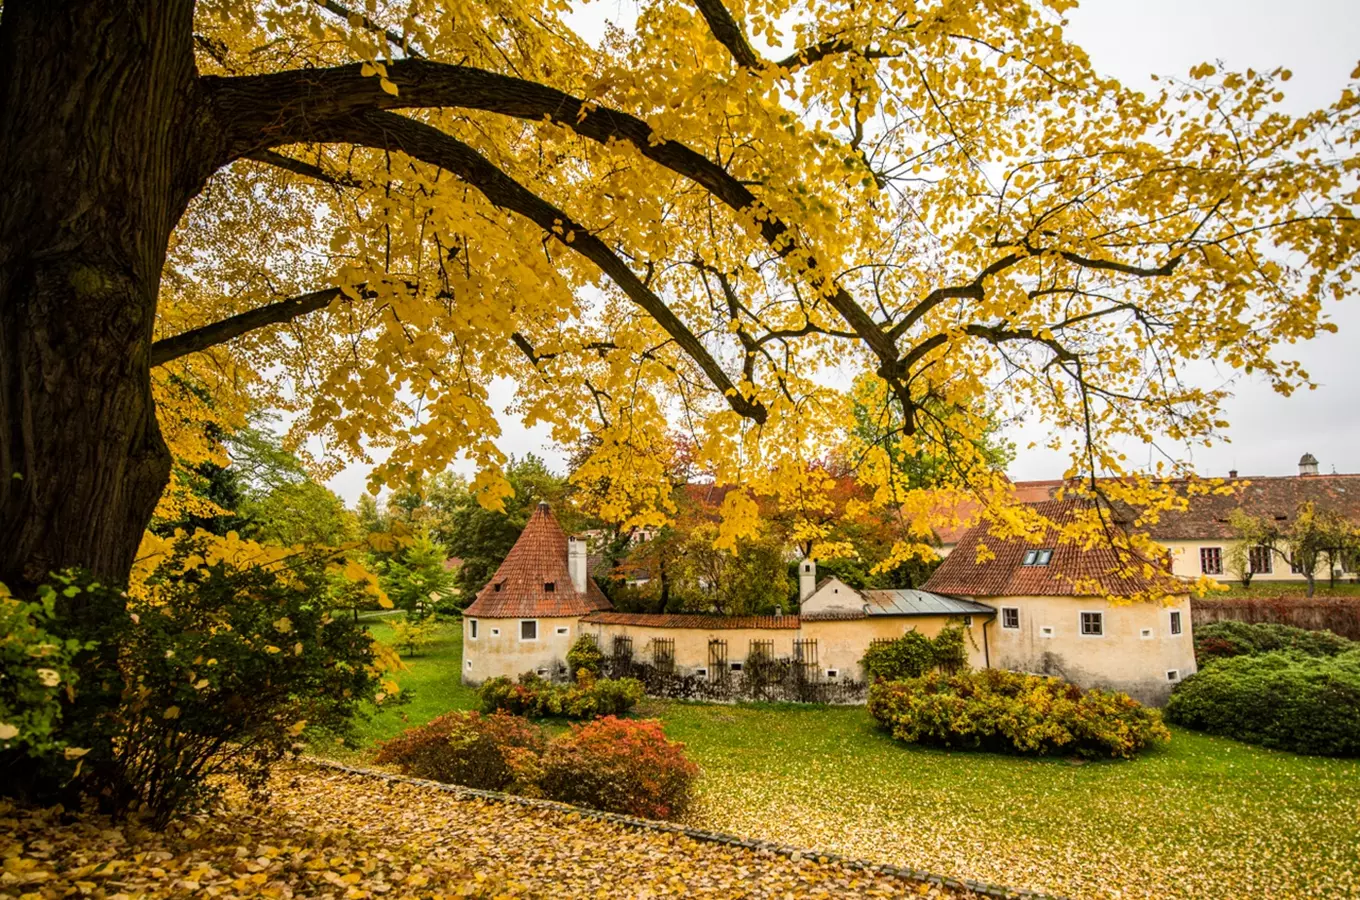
1194,620,1354,665
868,669,1169,759
477,671,643,719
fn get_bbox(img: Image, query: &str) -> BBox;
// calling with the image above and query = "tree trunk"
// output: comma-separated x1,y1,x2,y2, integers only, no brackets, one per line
0,0,204,591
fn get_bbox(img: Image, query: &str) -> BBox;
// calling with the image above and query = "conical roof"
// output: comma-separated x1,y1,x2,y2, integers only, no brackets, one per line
463,502,613,618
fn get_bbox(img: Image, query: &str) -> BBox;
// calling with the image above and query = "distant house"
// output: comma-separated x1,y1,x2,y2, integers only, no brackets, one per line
925,498,1196,705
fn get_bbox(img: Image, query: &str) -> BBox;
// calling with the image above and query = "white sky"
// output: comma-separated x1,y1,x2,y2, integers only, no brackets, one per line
327,0,1360,503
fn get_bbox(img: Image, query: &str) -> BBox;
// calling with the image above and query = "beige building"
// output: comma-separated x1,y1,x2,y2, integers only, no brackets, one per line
465,501,1194,705
924,497,1197,705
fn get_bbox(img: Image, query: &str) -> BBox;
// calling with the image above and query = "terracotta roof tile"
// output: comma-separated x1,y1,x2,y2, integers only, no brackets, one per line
579,611,801,630
1124,474,1360,540
462,503,613,618
924,498,1184,598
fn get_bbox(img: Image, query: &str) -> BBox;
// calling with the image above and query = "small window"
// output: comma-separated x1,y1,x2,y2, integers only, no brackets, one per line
466,660,472,669
962,615,973,627
544,581,555,592
1040,626,1055,638
1199,547,1223,575
826,669,839,679
555,626,569,635
520,620,538,641
696,667,708,678
1140,628,1154,640
1290,557,1305,575
1080,611,1104,636
490,628,500,636
1001,607,1020,630
1249,545,1273,575
730,661,744,672
1022,548,1054,566
1167,669,1180,682
535,667,548,677
492,582,502,592
1169,610,1183,636
469,619,479,639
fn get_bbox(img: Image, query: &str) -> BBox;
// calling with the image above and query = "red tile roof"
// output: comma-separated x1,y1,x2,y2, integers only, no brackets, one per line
924,498,1184,598
462,503,613,618
1126,474,1360,540
580,611,801,630
932,480,1066,545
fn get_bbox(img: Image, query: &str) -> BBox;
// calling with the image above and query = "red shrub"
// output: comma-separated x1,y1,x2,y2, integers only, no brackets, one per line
374,711,545,791
538,717,698,820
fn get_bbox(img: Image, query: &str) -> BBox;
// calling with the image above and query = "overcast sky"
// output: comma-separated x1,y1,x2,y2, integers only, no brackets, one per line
326,0,1360,503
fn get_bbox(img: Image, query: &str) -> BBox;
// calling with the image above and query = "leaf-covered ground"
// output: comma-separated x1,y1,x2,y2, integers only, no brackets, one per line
0,765,979,899
331,622,1360,899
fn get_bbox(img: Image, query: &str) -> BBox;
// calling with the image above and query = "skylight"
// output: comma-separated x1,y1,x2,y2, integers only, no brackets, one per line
1022,548,1054,566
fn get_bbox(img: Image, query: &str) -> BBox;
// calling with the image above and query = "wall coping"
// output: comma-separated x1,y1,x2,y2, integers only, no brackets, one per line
300,756,1066,900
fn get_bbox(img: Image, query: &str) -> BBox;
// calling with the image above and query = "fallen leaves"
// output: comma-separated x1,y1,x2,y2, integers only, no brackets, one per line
1,764,982,899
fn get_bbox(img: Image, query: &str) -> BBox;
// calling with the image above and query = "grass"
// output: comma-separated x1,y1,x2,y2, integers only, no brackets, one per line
1207,580,1360,599
322,620,1360,899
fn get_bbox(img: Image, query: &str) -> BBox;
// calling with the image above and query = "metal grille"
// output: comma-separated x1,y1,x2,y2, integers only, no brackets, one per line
748,639,774,660
653,637,676,673
708,638,728,681
612,634,633,662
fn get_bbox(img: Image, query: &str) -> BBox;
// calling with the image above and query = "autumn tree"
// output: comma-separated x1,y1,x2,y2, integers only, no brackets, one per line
2,0,1358,594
1230,503,1357,597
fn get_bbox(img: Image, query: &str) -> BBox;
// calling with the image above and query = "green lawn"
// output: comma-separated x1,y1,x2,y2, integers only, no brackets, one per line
321,621,1360,899
1207,580,1360,599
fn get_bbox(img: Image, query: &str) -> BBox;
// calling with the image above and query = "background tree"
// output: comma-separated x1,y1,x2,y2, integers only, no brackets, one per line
379,529,457,616
1232,503,1359,597
2,0,1357,594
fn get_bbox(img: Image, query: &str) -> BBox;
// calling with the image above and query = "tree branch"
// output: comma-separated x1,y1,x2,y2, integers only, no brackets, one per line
298,109,767,423
245,149,363,187
690,0,762,68
151,287,345,366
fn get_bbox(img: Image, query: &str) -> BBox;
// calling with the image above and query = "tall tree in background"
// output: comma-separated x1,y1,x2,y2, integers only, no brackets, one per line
2,0,1357,593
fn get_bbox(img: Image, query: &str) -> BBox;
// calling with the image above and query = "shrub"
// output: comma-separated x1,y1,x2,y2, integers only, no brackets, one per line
861,625,969,682
867,669,1170,759
0,584,94,794
375,710,545,791
538,717,698,819
389,612,439,656
478,671,642,719
2,537,384,825
1166,650,1360,756
1194,620,1354,666
566,634,605,678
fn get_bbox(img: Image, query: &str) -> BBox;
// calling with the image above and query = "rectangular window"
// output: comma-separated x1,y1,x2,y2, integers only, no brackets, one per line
730,661,744,673
1140,628,1154,639
1170,610,1183,636
1290,557,1307,575
1040,626,1055,638
1001,607,1020,630
544,581,555,592
1199,547,1223,575
1080,611,1104,636
826,669,839,679
469,619,478,640
519,620,538,641
490,628,500,636
1249,545,1273,575
1022,548,1054,567
555,626,569,635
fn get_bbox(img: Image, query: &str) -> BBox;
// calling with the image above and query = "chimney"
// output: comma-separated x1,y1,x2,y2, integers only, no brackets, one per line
1299,453,1319,477
1228,469,1238,479
799,558,816,603
568,535,588,593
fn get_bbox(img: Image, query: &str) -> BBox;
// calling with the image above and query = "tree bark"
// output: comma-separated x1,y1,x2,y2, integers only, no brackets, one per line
0,0,206,591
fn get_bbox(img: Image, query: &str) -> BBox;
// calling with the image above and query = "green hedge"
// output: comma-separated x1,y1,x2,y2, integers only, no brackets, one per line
867,669,1170,759
861,625,969,682
1194,621,1354,666
478,671,643,719
1166,650,1360,756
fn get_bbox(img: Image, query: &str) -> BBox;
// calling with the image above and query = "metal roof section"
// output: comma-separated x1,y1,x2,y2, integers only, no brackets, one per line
860,589,995,617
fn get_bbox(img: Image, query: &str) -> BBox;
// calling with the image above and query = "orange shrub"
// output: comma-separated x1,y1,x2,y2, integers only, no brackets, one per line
374,710,545,791
538,717,698,820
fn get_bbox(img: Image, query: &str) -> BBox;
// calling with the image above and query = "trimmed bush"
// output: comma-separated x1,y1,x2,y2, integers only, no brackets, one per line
375,710,545,790
1166,650,1360,756
867,669,1170,759
539,716,699,819
1194,620,1353,666
861,625,969,682
478,671,642,719
566,635,604,678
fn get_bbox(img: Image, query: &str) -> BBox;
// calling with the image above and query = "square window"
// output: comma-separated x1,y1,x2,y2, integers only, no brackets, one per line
1199,547,1223,575
1170,610,1183,636
469,619,478,639
555,626,569,635
1001,607,1020,630
520,620,538,641
1167,669,1180,682
493,582,502,592
1080,611,1104,636
544,582,555,592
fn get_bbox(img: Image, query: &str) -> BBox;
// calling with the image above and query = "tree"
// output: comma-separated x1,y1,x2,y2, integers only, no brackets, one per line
228,424,358,547
2,0,1357,593
1232,503,1359,597
380,529,457,616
